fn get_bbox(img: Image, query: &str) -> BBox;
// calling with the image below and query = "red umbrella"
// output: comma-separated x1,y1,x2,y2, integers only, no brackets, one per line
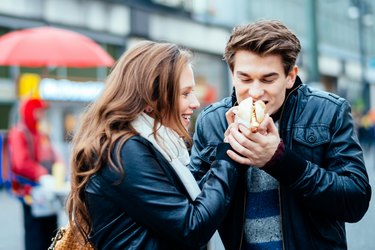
0,26,115,68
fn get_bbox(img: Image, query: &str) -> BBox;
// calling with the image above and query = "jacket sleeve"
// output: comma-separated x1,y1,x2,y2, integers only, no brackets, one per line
264,100,371,222
100,139,244,248
189,107,228,184
8,128,48,181
189,114,213,182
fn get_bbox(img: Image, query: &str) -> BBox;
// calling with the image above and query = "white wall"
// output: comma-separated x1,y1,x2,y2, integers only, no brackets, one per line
149,14,230,54
0,0,131,36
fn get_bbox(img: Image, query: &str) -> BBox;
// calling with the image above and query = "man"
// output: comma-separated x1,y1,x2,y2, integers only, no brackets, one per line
8,98,59,250
190,20,371,249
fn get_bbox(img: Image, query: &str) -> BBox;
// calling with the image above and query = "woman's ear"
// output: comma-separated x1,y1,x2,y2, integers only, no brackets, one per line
144,105,153,113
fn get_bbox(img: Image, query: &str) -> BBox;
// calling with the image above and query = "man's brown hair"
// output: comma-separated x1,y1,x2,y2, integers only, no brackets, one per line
224,20,301,75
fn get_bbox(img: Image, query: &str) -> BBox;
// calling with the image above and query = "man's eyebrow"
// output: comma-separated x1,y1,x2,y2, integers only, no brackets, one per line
236,71,279,77
236,71,250,77
263,72,279,77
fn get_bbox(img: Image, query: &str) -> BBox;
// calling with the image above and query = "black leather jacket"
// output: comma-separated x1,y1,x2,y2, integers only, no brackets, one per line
189,77,371,250
85,136,245,249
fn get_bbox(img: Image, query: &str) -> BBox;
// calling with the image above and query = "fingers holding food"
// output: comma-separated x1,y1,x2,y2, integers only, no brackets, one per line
226,106,238,125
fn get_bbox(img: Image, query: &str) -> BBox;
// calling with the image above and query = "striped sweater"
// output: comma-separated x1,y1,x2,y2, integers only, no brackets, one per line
243,166,283,249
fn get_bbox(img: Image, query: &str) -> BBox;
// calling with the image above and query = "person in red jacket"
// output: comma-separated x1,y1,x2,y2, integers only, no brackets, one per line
8,98,58,250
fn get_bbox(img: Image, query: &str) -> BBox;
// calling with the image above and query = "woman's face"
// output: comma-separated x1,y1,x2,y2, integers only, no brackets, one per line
172,64,200,132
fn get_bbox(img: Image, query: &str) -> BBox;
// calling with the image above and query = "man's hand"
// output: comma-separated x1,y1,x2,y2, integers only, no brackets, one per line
225,115,280,167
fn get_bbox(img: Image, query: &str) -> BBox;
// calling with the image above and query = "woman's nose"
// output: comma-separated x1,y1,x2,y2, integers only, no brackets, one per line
190,94,200,110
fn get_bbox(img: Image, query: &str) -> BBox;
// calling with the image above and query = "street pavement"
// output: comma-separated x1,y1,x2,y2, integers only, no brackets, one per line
346,145,375,250
0,146,374,250
0,189,67,250
0,190,23,250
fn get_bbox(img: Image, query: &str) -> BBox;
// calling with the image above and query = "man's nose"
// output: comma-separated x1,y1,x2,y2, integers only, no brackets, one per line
248,82,264,99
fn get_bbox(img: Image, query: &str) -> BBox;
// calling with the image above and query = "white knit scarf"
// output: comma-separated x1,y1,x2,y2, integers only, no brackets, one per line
131,113,225,250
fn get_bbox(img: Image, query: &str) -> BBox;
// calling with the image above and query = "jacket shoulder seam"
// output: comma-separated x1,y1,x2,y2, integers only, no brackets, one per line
199,97,232,120
300,87,346,105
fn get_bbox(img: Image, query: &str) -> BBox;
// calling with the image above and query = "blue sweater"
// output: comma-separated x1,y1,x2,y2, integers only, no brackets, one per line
244,167,283,249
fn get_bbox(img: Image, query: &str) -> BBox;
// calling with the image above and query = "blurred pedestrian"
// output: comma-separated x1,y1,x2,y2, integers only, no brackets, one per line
358,110,375,151
189,20,371,249
358,114,371,150
66,41,246,249
8,98,59,250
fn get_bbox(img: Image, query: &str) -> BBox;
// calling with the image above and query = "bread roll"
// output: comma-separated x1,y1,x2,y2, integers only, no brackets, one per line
236,97,266,132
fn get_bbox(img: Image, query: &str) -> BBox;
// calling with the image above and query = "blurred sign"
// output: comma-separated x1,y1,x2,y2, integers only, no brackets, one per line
18,73,41,100
39,78,104,102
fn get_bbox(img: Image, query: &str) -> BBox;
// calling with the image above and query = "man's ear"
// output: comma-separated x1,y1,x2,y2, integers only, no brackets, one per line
286,66,298,89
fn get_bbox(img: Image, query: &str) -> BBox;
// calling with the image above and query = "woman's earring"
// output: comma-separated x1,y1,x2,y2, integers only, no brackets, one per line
145,106,153,113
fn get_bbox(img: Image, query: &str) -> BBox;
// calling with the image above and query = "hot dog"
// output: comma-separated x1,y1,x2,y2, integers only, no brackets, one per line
235,97,266,132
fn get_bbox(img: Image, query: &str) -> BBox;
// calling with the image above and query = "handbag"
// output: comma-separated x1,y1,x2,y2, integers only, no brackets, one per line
48,224,94,250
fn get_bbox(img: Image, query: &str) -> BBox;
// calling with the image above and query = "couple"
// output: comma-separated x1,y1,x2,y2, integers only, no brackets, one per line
66,20,371,249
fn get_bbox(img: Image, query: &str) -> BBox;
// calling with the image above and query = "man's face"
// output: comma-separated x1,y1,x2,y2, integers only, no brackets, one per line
232,50,297,116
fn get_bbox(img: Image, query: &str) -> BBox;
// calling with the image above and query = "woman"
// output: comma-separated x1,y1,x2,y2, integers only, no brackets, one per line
66,41,246,249
8,98,59,250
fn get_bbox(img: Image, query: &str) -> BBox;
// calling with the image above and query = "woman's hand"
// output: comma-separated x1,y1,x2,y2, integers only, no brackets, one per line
224,107,238,142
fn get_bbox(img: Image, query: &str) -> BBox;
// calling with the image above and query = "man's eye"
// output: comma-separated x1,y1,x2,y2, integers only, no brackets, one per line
263,78,275,83
240,78,251,82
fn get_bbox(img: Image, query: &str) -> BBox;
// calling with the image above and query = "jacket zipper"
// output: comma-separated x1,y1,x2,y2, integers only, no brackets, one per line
239,189,246,250
235,86,300,250
277,84,300,250
278,187,285,250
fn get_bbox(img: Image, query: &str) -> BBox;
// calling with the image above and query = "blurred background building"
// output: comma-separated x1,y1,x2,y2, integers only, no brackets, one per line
0,0,374,165
1,1,375,249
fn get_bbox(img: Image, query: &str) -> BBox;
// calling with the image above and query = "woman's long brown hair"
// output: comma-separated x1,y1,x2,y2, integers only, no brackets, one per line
65,41,192,242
